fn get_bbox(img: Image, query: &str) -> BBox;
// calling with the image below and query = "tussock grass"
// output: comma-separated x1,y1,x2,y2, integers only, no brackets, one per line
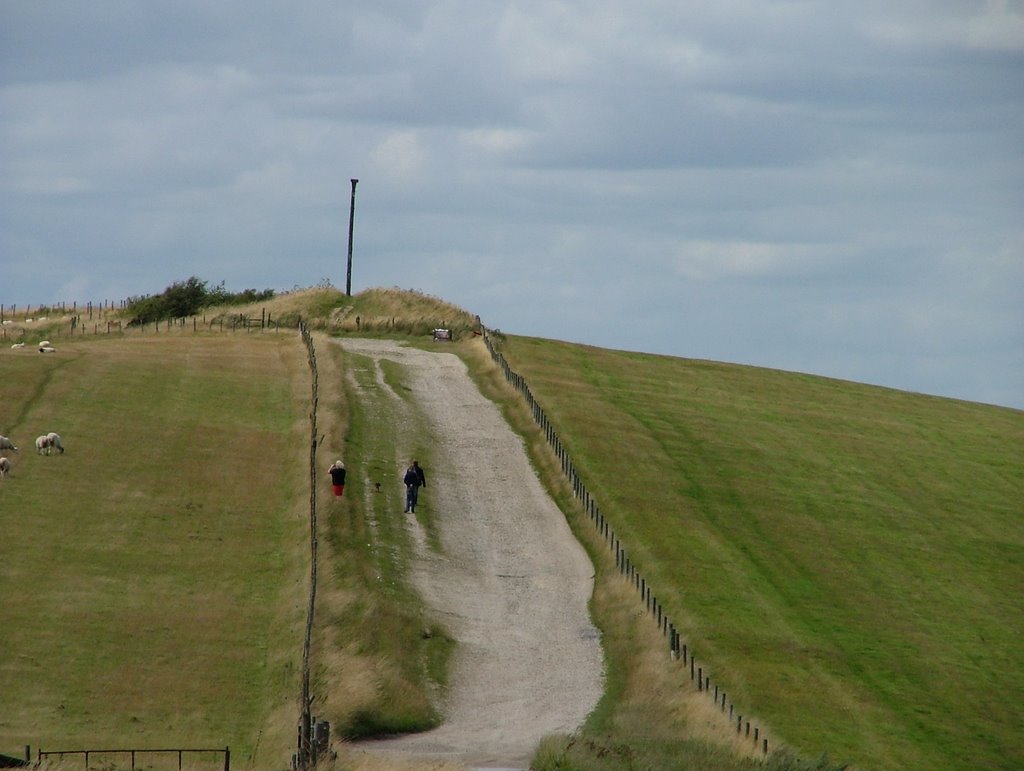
492,334,1024,771
333,286,477,338
207,285,478,340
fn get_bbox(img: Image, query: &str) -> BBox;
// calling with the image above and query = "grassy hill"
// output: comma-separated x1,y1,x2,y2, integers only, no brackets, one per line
0,334,310,767
491,334,1024,770
2,286,1020,770
0,287,481,770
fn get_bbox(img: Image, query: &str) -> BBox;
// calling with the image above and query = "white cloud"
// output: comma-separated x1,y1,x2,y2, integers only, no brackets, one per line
459,128,532,156
369,130,430,185
671,240,853,282
8,173,90,196
866,0,1024,52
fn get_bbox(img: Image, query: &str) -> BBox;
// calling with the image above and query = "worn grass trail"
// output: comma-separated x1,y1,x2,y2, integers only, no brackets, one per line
0,335,308,765
309,338,454,744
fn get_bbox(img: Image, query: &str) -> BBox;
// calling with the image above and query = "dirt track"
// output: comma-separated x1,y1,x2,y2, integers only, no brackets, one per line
336,339,604,770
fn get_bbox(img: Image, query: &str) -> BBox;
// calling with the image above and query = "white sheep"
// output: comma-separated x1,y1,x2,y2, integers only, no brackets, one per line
39,345,57,353
46,432,65,454
0,457,10,479
10,342,25,349
35,435,53,454
0,435,19,453
38,340,51,347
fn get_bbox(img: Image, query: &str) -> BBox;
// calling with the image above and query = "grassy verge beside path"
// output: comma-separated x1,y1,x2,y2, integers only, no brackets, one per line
455,337,835,771
491,334,1024,771
310,338,453,744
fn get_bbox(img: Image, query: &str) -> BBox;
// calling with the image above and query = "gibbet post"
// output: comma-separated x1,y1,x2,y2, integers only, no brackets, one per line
346,178,359,296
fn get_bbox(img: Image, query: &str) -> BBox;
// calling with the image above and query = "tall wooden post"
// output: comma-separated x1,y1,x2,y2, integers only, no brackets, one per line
345,178,359,296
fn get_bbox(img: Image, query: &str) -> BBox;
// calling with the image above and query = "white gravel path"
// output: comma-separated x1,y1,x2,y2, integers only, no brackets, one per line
337,339,605,770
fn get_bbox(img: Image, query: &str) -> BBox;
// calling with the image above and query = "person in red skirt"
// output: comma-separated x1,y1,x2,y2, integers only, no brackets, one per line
328,460,346,497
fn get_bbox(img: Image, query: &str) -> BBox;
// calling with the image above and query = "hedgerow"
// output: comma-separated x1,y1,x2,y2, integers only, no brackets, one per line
125,276,275,325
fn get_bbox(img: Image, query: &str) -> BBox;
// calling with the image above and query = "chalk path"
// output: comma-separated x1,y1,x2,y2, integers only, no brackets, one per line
336,339,604,770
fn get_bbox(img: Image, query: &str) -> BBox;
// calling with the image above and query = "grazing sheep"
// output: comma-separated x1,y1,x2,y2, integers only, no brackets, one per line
35,435,52,454
0,457,10,479
38,340,51,347
0,435,17,453
10,342,25,349
46,432,65,454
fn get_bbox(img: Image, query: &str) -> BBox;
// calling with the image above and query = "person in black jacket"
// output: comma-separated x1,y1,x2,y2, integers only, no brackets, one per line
329,460,346,497
403,460,426,513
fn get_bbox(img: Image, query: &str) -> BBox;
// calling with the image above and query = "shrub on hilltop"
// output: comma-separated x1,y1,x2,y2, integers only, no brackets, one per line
125,277,274,325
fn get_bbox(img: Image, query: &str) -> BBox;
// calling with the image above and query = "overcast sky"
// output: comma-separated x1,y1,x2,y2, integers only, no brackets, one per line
2,2,1022,409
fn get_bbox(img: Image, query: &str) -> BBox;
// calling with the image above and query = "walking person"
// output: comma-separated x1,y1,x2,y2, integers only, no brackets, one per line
328,460,346,497
403,459,426,513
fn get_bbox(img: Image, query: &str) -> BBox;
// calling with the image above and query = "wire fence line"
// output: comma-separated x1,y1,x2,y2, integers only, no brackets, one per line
0,300,126,322
481,329,771,756
1,313,283,341
295,320,321,770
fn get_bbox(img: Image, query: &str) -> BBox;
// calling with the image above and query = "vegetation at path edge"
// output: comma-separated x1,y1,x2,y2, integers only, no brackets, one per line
309,338,455,741
492,334,1023,771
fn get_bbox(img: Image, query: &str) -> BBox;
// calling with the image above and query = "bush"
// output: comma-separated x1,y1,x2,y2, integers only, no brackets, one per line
125,277,275,325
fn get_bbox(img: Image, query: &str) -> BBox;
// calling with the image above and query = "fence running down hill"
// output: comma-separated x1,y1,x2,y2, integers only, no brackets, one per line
295,321,324,770
482,329,771,756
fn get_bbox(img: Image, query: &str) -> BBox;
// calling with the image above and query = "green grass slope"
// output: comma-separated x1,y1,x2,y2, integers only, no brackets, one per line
0,286,478,770
495,334,1024,771
4,284,1019,770
0,335,309,766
